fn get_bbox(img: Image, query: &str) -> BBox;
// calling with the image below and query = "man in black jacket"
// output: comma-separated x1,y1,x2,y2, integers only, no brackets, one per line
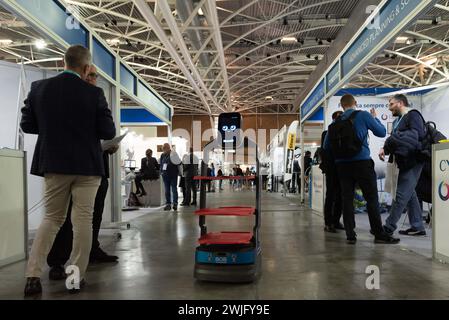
46,65,119,282
181,148,199,206
322,111,344,233
21,45,116,296
379,94,426,236
135,148,160,196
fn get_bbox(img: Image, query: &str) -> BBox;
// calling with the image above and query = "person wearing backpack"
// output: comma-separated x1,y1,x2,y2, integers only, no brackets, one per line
324,94,400,245
321,110,344,233
379,94,427,236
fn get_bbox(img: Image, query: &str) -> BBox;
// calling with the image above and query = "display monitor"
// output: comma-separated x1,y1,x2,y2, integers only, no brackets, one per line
218,112,242,149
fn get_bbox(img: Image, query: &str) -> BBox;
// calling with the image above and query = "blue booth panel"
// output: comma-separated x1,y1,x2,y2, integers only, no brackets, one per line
137,81,171,120
16,0,88,47
121,108,163,123
93,37,115,80
120,63,136,95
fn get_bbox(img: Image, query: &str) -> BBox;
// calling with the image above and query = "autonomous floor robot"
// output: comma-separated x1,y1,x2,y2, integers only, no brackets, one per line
193,112,261,283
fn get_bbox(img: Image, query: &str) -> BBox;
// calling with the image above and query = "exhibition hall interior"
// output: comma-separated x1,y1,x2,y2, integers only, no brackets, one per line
1,0,449,303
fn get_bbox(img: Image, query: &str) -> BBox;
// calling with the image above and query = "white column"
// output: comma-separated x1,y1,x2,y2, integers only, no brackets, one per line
300,123,305,204
110,60,122,223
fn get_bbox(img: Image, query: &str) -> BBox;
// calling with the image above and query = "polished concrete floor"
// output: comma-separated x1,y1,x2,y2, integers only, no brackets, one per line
1,188,449,300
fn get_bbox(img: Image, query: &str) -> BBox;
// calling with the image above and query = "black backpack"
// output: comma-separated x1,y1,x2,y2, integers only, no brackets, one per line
406,110,447,160
327,111,362,159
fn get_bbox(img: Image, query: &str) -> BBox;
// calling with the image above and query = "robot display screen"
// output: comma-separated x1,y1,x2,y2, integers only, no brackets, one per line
218,112,242,146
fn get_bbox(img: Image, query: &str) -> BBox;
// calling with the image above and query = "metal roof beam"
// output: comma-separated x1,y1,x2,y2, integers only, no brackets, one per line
134,0,216,114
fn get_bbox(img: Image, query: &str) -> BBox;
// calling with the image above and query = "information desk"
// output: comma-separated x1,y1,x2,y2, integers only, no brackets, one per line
0,149,27,267
433,143,449,264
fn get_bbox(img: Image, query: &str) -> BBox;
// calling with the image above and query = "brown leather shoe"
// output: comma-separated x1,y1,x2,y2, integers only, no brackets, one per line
24,277,42,297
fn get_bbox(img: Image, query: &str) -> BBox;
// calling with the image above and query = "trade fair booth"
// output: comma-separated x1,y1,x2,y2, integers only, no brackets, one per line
0,0,173,266
298,0,449,260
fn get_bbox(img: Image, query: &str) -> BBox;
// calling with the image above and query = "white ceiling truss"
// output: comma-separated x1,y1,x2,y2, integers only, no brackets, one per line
1,1,449,116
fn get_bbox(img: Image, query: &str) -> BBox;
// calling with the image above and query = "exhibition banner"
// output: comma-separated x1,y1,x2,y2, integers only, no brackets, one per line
342,0,424,77
433,144,449,263
301,80,325,120
326,62,340,94
283,121,298,182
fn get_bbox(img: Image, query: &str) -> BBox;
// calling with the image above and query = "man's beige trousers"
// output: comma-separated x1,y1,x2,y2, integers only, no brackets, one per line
26,174,101,280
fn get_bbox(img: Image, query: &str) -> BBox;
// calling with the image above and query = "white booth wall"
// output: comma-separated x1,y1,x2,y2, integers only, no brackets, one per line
421,87,449,137
0,61,56,230
0,61,116,230
120,126,187,168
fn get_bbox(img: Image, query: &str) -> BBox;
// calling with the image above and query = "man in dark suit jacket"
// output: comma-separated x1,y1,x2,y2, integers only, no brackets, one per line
135,148,160,196
46,65,119,281
21,45,116,296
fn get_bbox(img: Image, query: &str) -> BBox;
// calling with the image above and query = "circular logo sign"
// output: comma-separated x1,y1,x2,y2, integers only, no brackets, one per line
438,181,449,201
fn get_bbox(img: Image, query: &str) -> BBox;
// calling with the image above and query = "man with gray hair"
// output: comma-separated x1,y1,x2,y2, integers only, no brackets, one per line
21,45,116,296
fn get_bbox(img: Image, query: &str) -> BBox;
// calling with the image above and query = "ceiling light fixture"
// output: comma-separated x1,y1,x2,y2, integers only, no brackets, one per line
35,39,47,49
280,37,297,44
0,39,13,46
198,8,204,16
395,36,409,43
106,38,120,46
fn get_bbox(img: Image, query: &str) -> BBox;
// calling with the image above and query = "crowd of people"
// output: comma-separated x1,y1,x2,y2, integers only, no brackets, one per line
321,93,438,244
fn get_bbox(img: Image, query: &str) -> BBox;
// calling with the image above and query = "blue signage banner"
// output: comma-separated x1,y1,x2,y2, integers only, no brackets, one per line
15,0,88,47
301,80,325,119
326,62,340,93
93,37,116,80
121,108,163,123
137,81,171,121
308,106,324,122
342,0,423,77
120,63,136,95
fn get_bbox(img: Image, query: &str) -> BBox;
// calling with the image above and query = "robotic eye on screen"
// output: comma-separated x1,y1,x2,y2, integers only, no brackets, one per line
218,112,242,149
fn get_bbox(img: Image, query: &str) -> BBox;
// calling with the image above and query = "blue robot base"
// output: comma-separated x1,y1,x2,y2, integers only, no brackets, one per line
194,244,261,283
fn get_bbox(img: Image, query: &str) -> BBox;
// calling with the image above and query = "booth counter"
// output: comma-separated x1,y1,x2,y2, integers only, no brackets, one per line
433,143,449,264
0,149,27,267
